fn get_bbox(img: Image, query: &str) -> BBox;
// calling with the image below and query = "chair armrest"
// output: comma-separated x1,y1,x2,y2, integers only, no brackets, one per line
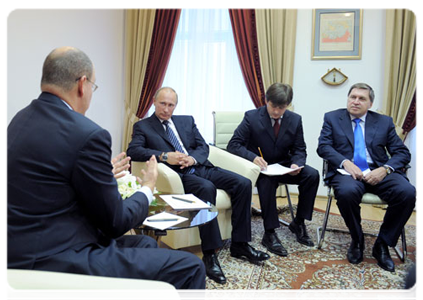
131,161,185,194
7,269,176,290
208,145,261,187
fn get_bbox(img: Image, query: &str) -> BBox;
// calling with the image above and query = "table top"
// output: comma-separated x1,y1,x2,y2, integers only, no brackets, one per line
135,196,218,232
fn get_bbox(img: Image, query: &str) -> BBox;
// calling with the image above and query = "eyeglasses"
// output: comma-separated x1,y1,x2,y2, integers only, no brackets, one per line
75,76,98,92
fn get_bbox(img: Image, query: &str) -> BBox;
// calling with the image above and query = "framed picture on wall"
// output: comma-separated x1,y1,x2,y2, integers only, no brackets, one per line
312,9,363,60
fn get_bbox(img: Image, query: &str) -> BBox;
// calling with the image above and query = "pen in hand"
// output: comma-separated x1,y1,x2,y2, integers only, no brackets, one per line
172,196,195,203
257,147,267,171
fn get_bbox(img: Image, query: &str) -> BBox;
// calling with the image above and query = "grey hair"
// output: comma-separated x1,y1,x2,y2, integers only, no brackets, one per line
348,83,375,103
154,87,178,103
41,47,93,92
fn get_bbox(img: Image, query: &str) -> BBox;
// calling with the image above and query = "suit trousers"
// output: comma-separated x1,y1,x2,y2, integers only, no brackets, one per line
330,172,415,246
181,166,252,251
256,165,319,231
32,235,205,289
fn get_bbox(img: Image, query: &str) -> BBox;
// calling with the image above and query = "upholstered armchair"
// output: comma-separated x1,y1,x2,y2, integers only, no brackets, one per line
7,269,176,290
131,145,261,249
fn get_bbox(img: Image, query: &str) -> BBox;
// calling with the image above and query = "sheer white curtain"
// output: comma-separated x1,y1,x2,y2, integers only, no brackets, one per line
147,9,254,143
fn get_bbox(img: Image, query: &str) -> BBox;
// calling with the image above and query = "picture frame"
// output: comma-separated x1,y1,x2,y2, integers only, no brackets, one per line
312,9,363,60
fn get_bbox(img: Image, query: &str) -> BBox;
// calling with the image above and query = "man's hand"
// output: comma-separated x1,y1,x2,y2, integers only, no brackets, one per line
166,151,189,166
111,152,131,179
363,167,386,186
288,164,301,176
342,160,364,180
139,155,158,193
253,156,268,171
179,156,195,169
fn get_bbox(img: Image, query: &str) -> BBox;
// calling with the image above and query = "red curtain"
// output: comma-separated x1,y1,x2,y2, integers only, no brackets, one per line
229,9,265,108
402,91,416,139
136,9,181,118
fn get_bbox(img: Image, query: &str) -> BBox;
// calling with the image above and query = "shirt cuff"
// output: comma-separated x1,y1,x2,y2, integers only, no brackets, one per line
136,186,154,205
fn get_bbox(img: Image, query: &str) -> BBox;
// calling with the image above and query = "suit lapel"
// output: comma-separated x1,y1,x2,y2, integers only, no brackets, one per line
172,117,189,148
150,114,172,145
339,110,354,147
259,107,276,141
277,111,291,141
364,112,377,152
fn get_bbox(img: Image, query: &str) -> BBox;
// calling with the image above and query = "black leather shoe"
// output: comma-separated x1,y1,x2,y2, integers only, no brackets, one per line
288,221,314,246
230,242,270,262
372,239,395,272
202,253,226,284
261,232,288,256
347,241,364,264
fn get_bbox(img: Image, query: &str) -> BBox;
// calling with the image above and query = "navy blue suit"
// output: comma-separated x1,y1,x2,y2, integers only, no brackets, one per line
127,114,253,251
227,107,319,230
8,92,205,289
317,109,416,246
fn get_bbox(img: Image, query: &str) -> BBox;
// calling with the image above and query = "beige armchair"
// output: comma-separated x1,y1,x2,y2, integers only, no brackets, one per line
131,145,261,249
7,269,176,290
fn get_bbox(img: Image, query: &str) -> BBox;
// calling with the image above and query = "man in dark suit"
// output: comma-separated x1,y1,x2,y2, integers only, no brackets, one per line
317,83,415,272
227,83,319,257
127,87,270,284
8,47,205,289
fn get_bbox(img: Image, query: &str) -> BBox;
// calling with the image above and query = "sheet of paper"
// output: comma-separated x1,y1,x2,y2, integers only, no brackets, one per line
160,194,212,210
143,212,188,230
260,164,304,176
337,168,371,176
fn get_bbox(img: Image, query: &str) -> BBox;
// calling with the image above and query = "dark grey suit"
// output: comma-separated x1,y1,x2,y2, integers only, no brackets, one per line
227,107,319,230
8,92,205,289
317,109,416,246
127,114,253,251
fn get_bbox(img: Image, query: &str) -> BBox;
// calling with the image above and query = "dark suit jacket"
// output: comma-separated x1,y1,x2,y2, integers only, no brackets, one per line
227,106,307,167
8,92,150,270
127,114,213,172
317,108,411,179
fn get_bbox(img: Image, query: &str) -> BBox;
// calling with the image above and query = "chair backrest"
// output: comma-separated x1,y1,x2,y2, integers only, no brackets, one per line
212,111,245,149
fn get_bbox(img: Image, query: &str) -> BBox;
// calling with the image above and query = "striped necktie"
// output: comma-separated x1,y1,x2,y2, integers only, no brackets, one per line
353,118,369,171
163,120,195,174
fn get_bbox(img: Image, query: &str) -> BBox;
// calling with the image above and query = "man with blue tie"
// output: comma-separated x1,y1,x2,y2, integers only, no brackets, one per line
317,83,415,272
127,87,269,284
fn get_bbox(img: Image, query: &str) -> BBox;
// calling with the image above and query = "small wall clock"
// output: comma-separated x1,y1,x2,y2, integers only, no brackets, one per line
321,68,348,86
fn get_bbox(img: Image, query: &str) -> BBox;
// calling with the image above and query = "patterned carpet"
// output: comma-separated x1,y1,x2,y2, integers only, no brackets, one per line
205,206,416,290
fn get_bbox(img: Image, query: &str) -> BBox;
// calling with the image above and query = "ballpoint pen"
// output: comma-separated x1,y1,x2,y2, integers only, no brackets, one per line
147,218,179,222
172,196,195,203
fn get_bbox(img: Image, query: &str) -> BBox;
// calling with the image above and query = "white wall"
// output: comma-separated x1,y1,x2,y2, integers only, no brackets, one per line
7,9,125,157
7,9,415,196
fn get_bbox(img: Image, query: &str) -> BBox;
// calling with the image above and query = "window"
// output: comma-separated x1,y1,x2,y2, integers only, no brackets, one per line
148,9,254,143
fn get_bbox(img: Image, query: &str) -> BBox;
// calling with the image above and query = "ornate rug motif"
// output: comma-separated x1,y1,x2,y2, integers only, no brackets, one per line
205,206,416,290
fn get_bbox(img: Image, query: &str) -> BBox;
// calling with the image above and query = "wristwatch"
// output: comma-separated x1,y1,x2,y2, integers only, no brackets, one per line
384,165,392,175
160,152,168,162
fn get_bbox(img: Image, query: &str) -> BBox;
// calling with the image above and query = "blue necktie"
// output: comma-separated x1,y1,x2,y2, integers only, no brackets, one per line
163,120,195,174
353,118,369,171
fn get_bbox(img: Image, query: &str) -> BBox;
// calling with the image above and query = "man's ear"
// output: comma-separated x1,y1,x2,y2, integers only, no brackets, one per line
76,76,86,97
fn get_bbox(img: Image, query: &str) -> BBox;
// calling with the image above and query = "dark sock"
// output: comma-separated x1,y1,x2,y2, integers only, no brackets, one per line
294,216,304,225
203,249,215,256
265,229,275,234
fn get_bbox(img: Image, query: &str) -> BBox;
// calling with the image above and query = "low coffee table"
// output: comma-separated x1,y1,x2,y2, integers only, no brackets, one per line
133,196,218,238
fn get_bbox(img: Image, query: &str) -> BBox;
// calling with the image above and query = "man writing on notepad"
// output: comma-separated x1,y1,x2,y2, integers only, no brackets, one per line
127,87,269,285
227,83,319,256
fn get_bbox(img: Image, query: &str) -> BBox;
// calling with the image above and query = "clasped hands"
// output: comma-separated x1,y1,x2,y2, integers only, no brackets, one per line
342,160,386,185
253,156,301,176
165,151,195,170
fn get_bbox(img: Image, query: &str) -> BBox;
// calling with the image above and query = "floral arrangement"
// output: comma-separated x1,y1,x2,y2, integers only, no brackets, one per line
117,171,159,205
116,171,142,200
